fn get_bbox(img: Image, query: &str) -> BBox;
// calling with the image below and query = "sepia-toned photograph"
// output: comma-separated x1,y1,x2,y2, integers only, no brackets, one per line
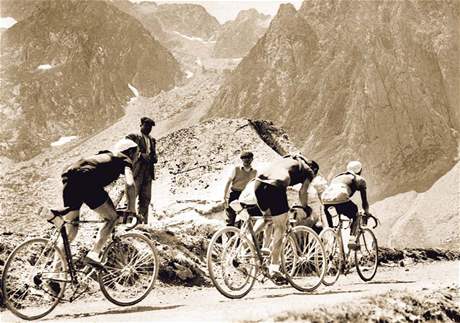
0,0,459,321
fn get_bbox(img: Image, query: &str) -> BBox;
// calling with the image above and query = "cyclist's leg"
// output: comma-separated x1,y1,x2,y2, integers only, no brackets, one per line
323,204,334,229
270,212,289,268
338,201,358,235
262,224,273,250
336,201,358,248
54,175,83,273
86,189,118,256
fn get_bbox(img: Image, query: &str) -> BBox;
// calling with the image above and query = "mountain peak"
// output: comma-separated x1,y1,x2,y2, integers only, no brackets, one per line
235,8,269,21
276,3,298,18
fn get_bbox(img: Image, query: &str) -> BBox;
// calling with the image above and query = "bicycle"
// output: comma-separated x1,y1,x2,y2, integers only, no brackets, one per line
207,202,326,299
320,208,379,286
2,208,159,320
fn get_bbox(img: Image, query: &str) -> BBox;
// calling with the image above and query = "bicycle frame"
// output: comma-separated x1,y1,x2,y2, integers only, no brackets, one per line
327,210,378,273
237,211,296,280
52,218,112,287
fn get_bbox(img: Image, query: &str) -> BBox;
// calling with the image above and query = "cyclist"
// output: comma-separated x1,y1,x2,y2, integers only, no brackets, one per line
223,151,257,227
253,154,319,279
51,138,139,278
321,160,370,249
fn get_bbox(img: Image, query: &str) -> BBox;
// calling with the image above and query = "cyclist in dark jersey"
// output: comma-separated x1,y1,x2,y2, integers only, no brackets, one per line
57,138,139,266
253,155,319,278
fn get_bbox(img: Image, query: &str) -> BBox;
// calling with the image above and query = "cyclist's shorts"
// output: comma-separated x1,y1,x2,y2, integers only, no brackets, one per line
323,200,358,228
254,181,289,216
62,172,109,211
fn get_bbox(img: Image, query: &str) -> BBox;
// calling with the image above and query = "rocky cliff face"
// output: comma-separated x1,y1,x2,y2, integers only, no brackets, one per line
153,3,220,40
208,1,459,201
0,0,182,160
0,0,46,21
213,9,270,58
108,0,167,43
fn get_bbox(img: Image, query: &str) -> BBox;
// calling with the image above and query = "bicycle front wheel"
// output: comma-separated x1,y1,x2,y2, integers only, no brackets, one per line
282,226,326,292
319,228,342,286
354,228,378,281
2,238,67,320
99,233,159,306
207,227,257,299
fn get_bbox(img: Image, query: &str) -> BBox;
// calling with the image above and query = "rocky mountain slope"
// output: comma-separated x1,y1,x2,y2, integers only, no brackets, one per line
372,161,460,249
153,3,220,41
0,0,182,160
213,9,270,58
208,1,459,201
108,0,167,43
0,0,45,21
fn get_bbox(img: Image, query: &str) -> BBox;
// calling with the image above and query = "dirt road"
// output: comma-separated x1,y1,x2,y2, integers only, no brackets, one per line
1,261,458,322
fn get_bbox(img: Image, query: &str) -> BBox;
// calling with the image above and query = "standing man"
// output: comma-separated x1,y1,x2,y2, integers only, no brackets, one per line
126,117,157,224
223,151,257,227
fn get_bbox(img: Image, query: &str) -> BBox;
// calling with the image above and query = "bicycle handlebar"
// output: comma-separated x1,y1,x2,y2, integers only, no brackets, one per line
361,213,379,229
116,209,141,231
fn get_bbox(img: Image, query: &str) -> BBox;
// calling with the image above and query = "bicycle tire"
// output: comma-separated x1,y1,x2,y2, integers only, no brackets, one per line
319,228,342,286
206,227,257,299
354,228,378,281
282,226,326,292
281,234,297,277
99,232,159,306
2,238,67,320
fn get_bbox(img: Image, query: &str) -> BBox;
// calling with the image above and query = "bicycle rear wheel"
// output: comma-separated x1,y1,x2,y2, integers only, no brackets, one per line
206,227,257,299
99,233,158,306
354,228,378,281
319,228,342,286
2,238,67,320
282,226,326,292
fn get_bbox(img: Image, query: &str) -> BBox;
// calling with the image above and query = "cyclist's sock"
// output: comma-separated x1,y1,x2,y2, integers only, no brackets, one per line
268,264,280,274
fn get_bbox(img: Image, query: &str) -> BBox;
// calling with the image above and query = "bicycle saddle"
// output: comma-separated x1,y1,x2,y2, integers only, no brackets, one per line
50,207,72,217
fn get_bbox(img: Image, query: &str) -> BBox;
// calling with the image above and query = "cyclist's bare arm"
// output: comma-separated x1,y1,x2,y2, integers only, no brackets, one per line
359,189,370,214
299,179,311,211
125,166,136,213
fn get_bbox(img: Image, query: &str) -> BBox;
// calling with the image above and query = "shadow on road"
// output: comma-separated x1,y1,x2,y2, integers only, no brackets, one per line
45,304,184,320
355,280,416,285
218,289,365,302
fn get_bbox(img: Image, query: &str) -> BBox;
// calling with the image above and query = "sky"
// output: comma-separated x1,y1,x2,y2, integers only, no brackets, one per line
131,0,303,23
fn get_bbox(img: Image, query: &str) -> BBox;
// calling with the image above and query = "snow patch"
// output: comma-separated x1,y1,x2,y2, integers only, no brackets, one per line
185,70,194,79
37,64,53,70
173,31,216,44
0,17,17,29
51,136,78,147
128,83,139,97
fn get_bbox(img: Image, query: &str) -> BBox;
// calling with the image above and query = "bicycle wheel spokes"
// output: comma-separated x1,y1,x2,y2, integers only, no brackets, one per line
282,236,297,277
319,228,342,286
2,238,66,320
354,228,378,281
206,227,257,299
99,233,158,306
283,226,326,292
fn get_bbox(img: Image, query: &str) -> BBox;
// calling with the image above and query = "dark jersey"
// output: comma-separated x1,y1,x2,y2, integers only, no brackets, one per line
62,151,132,188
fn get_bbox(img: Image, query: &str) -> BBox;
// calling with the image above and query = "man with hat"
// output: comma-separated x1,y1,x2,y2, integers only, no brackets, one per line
223,151,257,227
126,117,157,224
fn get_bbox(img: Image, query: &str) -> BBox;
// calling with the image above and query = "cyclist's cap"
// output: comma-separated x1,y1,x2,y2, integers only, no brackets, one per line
141,117,155,126
113,138,138,154
240,151,254,159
